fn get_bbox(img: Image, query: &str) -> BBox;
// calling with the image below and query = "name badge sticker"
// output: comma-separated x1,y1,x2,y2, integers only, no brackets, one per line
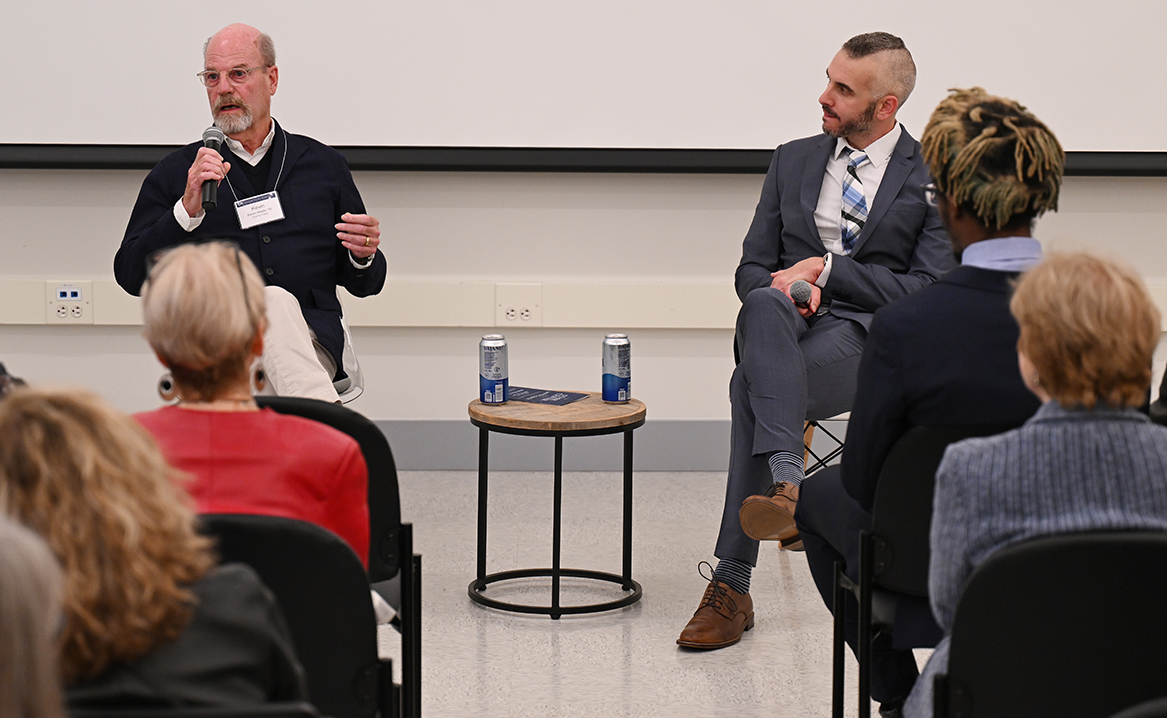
235,191,286,229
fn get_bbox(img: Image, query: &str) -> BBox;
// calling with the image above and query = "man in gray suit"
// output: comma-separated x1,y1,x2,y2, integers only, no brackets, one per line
678,32,954,650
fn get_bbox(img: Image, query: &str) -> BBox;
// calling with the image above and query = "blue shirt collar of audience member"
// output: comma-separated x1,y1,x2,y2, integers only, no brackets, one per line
961,236,1043,273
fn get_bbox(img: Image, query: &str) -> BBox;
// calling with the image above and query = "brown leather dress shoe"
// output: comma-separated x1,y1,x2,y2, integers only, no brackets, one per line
676,579,754,649
739,481,800,542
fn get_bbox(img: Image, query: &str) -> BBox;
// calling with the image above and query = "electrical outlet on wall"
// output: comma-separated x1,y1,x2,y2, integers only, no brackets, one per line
45,281,94,324
495,283,542,326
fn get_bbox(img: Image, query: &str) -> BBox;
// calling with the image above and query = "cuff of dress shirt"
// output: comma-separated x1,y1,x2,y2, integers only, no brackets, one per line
349,250,375,269
173,199,204,232
815,253,834,288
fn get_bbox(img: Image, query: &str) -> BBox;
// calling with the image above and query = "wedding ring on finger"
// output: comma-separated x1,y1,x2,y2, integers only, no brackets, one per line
364,237,370,247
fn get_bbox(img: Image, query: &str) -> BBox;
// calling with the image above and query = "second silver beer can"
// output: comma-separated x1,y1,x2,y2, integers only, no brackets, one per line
602,333,631,403
479,334,508,404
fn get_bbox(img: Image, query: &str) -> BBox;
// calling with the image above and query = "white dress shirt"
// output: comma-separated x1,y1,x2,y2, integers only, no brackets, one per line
170,121,371,268
813,123,903,287
172,122,277,230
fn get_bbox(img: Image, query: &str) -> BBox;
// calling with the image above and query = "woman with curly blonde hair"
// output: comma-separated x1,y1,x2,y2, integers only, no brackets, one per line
0,386,306,707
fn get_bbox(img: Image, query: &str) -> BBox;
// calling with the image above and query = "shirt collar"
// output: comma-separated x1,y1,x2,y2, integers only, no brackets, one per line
832,122,902,168
960,236,1043,272
224,120,277,165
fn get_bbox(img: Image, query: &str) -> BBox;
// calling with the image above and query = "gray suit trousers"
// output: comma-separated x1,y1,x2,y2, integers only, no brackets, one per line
714,287,866,565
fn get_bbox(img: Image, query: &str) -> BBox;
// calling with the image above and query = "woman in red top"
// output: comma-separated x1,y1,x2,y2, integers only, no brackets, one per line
133,241,369,566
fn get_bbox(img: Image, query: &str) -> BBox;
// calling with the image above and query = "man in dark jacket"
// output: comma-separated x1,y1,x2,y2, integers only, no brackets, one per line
116,24,386,402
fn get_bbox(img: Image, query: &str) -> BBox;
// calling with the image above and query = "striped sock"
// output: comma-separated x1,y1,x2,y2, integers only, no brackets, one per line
713,557,752,595
768,450,806,488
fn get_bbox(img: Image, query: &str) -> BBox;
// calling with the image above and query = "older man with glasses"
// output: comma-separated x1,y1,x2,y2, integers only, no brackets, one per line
115,23,386,403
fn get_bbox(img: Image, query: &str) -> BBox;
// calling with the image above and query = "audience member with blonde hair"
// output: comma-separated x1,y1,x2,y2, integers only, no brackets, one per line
134,241,370,566
0,387,306,707
904,252,1167,717
0,515,65,718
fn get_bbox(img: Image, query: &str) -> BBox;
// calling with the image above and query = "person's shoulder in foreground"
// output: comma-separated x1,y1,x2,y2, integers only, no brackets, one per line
67,561,307,707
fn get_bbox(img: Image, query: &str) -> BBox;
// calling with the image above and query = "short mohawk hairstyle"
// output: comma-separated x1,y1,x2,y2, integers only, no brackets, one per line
922,87,1064,230
842,31,908,57
841,32,916,106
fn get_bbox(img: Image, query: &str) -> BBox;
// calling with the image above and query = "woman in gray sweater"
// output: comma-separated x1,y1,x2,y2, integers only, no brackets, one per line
905,252,1167,717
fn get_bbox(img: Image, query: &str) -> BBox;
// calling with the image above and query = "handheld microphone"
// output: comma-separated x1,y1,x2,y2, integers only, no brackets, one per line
201,126,227,211
790,279,813,309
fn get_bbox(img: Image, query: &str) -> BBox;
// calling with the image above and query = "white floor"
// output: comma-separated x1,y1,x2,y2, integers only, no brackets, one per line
378,468,931,717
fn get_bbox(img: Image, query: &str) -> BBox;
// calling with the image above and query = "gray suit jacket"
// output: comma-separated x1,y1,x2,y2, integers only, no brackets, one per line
904,403,1167,717
735,127,954,328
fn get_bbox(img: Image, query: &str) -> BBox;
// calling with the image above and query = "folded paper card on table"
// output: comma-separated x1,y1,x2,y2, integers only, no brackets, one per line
507,387,589,406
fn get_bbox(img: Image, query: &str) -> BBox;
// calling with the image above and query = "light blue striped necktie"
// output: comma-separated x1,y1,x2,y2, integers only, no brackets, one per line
840,148,869,254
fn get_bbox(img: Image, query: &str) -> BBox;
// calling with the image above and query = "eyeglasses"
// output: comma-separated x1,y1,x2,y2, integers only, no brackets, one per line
196,65,269,88
922,182,939,207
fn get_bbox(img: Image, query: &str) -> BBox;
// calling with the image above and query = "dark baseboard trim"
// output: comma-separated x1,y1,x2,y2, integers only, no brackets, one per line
372,416,849,472
1,144,1165,176
376,418,732,471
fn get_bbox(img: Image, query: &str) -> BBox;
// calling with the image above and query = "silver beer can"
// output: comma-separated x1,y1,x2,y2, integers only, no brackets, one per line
479,334,509,404
602,333,631,403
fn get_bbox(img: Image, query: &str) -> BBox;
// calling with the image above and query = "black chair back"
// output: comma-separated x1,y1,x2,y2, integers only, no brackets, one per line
1149,371,1167,427
936,531,1167,718
836,423,1018,718
200,514,396,718
255,396,402,583
249,398,421,718
869,424,1017,595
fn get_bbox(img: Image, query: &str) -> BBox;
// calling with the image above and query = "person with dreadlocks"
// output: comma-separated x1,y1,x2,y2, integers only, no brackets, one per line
787,87,1063,717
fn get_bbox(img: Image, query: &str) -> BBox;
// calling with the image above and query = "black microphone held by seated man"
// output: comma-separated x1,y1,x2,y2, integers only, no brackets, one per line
790,279,812,310
200,126,227,212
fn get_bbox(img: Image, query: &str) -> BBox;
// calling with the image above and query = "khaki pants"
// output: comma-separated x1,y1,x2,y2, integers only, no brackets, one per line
258,286,340,403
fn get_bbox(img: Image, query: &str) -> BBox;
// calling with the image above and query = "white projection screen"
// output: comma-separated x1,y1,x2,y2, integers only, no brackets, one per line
1,0,1160,153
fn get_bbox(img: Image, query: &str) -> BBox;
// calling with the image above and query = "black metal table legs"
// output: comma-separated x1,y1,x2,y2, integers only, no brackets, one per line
468,427,644,618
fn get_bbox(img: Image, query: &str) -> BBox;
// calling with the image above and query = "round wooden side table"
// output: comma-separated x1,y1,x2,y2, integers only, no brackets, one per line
467,393,646,619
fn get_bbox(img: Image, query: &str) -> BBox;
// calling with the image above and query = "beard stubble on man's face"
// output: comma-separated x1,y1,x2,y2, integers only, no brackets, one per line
823,98,879,140
213,94,254,135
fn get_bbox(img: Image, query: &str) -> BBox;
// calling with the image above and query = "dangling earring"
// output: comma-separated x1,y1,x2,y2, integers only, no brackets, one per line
158,373,177,402
250,362,267,395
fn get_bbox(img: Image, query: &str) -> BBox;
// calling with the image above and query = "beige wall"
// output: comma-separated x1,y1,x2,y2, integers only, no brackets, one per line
1,169,1165,426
